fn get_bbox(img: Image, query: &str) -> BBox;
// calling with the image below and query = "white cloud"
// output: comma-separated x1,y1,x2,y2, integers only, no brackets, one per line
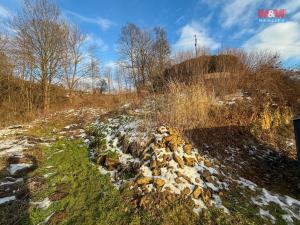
173,21,220,52
85,34,109,52
220,0,261,28
65,10,114,31
0,5,11,18
243,21,300,60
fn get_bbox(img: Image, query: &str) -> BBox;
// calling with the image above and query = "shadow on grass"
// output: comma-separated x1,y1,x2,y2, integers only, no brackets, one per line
0,154,38,225
186,125,299,198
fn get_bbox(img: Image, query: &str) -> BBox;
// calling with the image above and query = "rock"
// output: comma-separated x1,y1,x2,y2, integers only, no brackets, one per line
142,154,151,161
157,126,167,134
104,157,120,170
181,174,192,184
150,159,157,169
183,156,196,167
163,154,172,161
157,158,167,168
195,178,201,184
152,168,161,176
202,190,211,204
196,154,204,162
202,170,214,183
175,177,182,184
204,159,213,167
183,144,193,155
128,141,142,158
136,176,152,186
154,178,165,190
219,191,224,197
192,186,202,199
168,141,178,152
122,136,130,153
164,135,174,143
173,153,184,168
181,187,191,196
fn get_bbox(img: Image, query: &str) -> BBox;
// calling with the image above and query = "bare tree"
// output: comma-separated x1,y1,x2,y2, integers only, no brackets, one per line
86,56,101,93
62,24,86,96
117,23,140,90
117,24,170,91
150,26,171,84
12,0,68,113
103,66,113,93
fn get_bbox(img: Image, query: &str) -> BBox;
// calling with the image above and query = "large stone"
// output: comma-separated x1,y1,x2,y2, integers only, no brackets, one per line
196,154,204,163
154,178,165,189
202,190,211,204
192,186,202,199
181,174,192,184
183,144,193,155
163,154,172,161
204,159,213,167
122,136,130,153
181,187,191,196
175,177,182,184
164,135,174,143
183,156,196,167
202,170,214,183
152,168,161,176
168,141,178,152
150,159,157,169
136,176,152,186
128,141,142,158
104,157,120,170
173,153,184,168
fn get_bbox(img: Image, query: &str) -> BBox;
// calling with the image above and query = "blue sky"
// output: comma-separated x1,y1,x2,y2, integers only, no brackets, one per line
1,0,300,68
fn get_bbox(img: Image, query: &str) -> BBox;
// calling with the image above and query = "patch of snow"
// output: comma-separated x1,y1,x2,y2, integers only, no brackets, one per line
0,178,23,186
259,208,276,224
43,172,56,178
237,177,257,191
0,196,16,205
37,212,55,225
31,197,51,209
253,188,300,222
282,214,294,224
89,116,226,213
8,163,33,175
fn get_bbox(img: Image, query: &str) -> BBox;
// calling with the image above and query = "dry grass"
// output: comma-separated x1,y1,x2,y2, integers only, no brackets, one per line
151,49,299,152
0,83,142,128
155,81,219,132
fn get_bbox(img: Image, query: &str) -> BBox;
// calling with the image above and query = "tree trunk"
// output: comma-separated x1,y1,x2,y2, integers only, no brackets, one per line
42,78,49,113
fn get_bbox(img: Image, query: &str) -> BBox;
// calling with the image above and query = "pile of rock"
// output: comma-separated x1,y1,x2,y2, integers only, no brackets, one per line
89,117,227,211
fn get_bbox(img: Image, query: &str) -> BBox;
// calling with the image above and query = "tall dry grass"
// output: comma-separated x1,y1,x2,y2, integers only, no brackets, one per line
155,81,219,132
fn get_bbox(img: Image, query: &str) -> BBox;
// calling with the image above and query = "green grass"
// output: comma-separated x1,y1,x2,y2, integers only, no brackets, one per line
22,139,135,225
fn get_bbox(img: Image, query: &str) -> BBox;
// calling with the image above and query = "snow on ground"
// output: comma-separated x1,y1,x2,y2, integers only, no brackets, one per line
0,177,23,186
259,208,276,224
87,115,228,212
252,188,300,223
0,125,29,139
31,197,51,209
8,163,33,175
0,196,16,205
87,112,300,224
0,139,34,157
